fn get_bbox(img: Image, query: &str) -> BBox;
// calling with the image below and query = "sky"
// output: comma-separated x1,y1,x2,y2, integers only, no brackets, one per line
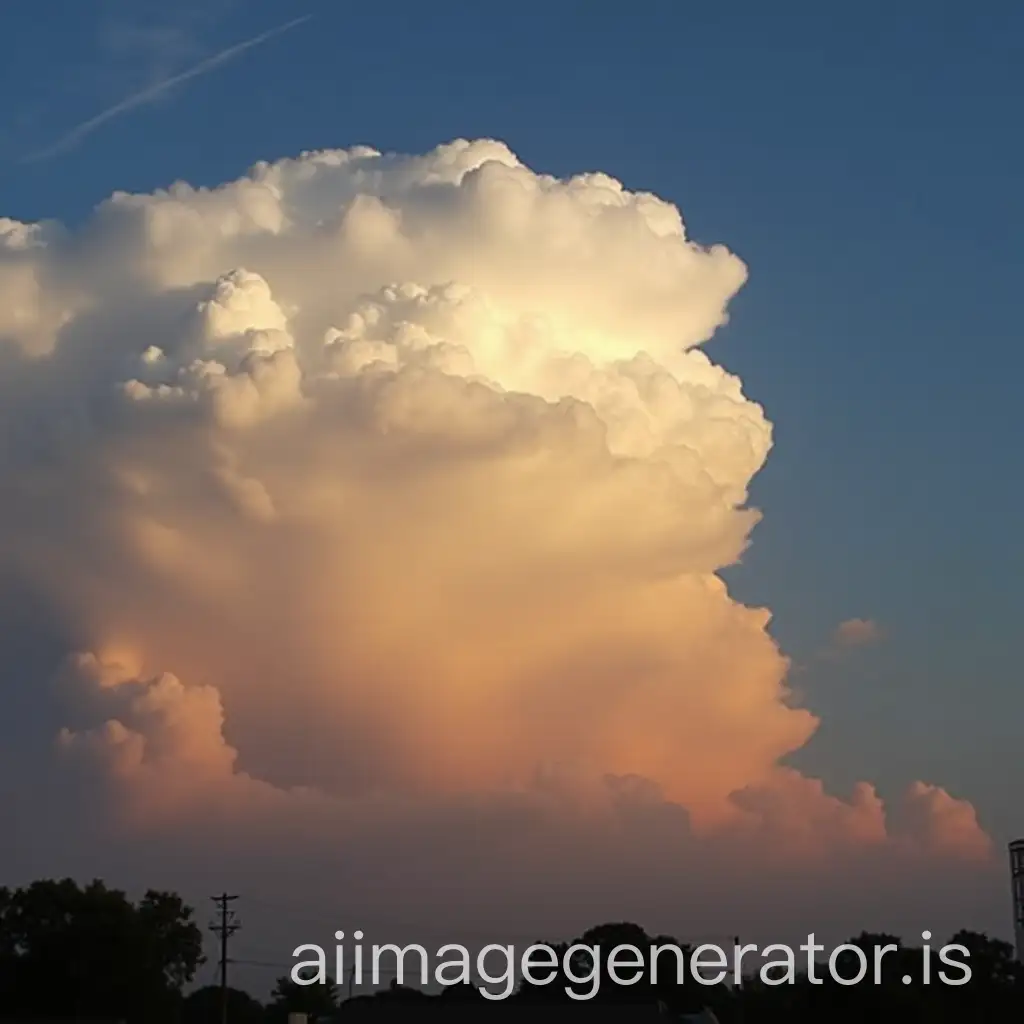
0,0,1022,993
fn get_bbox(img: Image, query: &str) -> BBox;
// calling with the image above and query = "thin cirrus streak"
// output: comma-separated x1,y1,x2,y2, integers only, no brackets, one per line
22,14,312,163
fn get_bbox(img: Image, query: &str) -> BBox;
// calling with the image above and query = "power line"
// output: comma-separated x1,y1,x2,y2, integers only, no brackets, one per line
209,894,241,1024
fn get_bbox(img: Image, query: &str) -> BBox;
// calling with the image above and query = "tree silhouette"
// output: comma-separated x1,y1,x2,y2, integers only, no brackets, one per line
948,929,1020,987
0,877,203,1023
182,984,265,1024
514,922,711,1016
267,966,341,1020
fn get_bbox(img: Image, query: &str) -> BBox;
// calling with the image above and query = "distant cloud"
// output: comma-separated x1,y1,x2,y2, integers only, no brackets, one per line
22,14,311,162
834,617,882,648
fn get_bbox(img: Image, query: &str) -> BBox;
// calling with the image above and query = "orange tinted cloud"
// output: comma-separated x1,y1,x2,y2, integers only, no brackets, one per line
834,617,882,647
0,141,994,941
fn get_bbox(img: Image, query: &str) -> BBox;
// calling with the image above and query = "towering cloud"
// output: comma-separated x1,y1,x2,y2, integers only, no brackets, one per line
0,141,994,948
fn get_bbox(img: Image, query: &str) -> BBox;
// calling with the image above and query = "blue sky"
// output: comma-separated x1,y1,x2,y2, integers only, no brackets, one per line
2,0,1021,863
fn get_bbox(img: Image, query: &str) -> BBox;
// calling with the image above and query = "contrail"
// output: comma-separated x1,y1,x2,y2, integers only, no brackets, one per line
23,15,312,162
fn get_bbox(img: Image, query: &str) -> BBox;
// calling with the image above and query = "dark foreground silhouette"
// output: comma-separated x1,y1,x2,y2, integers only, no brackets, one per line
1,879,1021,1022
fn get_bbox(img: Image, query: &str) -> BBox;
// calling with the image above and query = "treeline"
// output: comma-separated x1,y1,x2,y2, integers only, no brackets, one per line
1,879,1021,1023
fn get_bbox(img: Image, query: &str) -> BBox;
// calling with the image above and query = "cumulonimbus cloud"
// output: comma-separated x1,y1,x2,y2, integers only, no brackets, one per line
0,140,994,945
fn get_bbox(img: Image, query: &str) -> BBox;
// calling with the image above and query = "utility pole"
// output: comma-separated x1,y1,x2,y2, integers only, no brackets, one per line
209,894,240,1024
